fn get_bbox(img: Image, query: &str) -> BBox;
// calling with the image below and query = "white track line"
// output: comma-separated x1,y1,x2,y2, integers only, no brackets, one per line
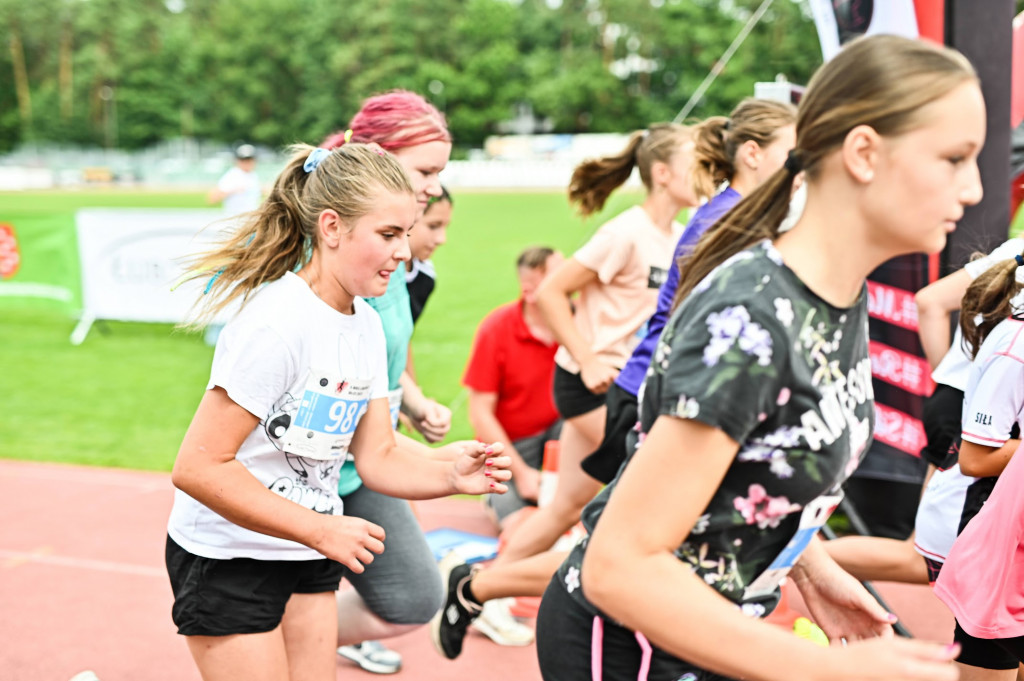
0,549,165,578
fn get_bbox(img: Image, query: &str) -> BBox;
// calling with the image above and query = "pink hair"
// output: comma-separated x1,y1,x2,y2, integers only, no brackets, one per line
322,90,451,151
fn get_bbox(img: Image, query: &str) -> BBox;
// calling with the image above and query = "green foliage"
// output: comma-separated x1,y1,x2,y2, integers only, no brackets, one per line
0,0,822,151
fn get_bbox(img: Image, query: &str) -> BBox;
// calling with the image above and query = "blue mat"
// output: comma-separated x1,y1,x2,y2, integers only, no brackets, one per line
424,527,499,564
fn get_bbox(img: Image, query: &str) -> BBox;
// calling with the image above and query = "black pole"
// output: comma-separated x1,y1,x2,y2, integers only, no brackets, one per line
942,0,1015,274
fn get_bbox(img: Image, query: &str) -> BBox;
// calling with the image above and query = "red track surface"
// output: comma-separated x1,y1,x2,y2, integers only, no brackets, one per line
0,460,954,681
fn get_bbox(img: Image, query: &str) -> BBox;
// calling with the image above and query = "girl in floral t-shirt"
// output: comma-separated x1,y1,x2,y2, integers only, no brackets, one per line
536,34,985,681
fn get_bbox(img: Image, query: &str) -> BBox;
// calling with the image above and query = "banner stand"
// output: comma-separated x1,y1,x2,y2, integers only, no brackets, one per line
71,208,236,345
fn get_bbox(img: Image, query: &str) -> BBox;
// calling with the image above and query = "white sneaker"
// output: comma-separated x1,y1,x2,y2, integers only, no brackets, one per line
337,640,402,674
470,598,535,647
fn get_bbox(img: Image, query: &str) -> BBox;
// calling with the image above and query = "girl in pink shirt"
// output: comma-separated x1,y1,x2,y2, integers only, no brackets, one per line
935,249,1024,679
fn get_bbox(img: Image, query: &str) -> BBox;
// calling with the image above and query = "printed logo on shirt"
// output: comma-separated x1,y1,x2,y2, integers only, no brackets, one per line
975,412,993,425
648,266,668,289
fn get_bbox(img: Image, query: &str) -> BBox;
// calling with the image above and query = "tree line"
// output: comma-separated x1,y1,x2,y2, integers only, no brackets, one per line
0,0,824,154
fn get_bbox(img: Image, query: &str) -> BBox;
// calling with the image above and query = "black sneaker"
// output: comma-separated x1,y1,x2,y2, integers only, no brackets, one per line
429,551,483,659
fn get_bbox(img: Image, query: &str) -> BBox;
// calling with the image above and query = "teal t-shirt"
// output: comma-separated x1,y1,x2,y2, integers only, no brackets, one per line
337,271,414,497
363,271,413,391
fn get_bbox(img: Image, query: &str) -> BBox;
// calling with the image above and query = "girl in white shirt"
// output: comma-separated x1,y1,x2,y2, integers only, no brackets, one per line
167,143,510,681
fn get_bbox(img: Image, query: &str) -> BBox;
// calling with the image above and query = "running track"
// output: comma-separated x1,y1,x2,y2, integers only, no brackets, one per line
0,460,953,681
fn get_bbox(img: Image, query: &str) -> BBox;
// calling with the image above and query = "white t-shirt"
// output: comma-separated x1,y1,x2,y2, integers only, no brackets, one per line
167,272,389,560
932,237,1024,390
217,166,262,216
913,464,973,563
961,316,1024,449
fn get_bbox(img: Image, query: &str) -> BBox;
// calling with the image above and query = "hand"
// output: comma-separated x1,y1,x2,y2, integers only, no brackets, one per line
817,638,959,681
411,399,452,443
311,515,386,574
513,465,541,502
791,557,896,643
580,358,619,395
448,441,512,495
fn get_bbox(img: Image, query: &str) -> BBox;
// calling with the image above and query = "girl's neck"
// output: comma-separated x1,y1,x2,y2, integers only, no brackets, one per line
727,170,756,198
772,187,878,308
641,190,686,234
297,263,355,315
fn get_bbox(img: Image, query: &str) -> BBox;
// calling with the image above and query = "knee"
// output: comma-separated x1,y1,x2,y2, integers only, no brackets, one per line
368,571,444,625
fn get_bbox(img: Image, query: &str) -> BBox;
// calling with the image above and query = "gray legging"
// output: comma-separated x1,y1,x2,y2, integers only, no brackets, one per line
340,483,444,624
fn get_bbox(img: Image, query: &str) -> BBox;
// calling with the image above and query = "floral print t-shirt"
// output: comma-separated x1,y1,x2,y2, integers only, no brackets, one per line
559,240,874,619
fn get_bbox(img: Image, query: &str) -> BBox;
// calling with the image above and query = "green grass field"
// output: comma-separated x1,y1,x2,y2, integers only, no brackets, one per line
0,187,645,471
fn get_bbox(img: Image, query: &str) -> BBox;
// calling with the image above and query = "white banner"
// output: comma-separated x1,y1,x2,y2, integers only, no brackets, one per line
72,208,240,344
808,0,919,62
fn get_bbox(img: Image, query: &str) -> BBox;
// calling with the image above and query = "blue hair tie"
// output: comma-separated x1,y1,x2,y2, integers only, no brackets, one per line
203,233,256,294
1016,254,1024,266
304,148,330,173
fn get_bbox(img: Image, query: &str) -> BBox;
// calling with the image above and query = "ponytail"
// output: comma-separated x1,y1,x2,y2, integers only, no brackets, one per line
568,130,646,218
691,99,797,201
960,256,1024,359
568,122,692,218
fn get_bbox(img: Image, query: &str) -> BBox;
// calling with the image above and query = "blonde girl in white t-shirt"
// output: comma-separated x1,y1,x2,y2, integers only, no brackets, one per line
496,124,700,564
167,143,511,681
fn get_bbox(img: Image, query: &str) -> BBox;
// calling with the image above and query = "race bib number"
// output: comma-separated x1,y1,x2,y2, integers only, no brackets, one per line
280,370,371,460
742,493,843,600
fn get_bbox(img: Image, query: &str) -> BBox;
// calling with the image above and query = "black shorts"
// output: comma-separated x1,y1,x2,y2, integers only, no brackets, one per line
537,576,735,681
581,383,639,484
166,535,344,637
553,365,607,419
954,621,1024,670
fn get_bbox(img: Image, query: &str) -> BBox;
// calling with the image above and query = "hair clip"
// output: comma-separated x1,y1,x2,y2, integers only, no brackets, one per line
343,129,354,144
304,148,330,173
1015,254,1023,267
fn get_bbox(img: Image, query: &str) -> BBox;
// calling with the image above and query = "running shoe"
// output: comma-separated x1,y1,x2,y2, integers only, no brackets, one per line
337,640,402,674
471,597,535,647
430,551,483,659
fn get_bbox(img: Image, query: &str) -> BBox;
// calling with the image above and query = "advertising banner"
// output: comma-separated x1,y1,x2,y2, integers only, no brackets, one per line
71,208,236,344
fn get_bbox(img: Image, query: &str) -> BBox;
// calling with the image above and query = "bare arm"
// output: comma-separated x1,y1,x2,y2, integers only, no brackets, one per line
171,387,385,572
915,268,971,369
582,415,958,681
351,398,510,499
535,257,617,393
958,438,1020,477
468,389,539,501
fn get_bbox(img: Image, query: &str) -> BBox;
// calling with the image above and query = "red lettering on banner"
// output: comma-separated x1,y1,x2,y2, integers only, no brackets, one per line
869,341,935,397
866,281,918,331
873,403,925,457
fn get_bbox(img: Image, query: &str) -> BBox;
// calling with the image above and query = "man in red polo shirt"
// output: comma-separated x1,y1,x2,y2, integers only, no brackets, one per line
463,246,563,529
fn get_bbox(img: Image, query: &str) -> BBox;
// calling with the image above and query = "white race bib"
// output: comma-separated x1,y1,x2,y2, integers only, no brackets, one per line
280,370,372,460
387,387,404,430
742,493,843,600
